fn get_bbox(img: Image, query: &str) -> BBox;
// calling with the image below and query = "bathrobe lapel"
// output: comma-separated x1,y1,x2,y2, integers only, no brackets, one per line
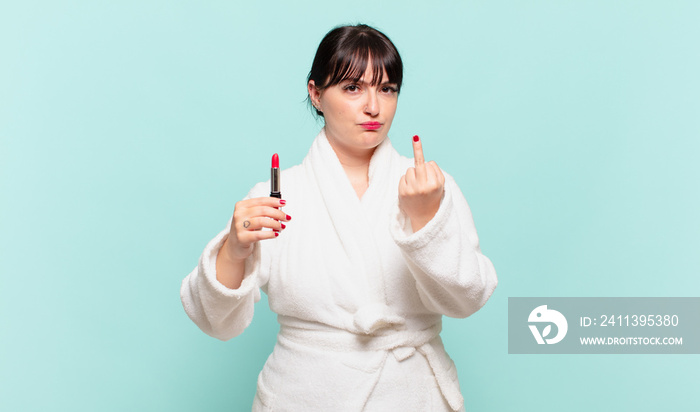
305,130,405,333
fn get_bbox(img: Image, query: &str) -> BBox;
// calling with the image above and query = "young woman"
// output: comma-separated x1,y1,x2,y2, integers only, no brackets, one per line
181,24,498,411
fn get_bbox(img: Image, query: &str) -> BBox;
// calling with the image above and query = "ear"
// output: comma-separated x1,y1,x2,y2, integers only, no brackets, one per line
307,80,321,108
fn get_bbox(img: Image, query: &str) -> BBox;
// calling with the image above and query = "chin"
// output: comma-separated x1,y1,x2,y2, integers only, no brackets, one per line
360,131,387,147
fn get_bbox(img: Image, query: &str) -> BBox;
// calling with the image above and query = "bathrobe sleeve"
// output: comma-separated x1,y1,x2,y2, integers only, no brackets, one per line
390,173,498,318
180,182,271,341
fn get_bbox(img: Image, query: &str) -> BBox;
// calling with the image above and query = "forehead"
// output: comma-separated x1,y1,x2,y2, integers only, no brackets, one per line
339,56,390,84
346,68,389,83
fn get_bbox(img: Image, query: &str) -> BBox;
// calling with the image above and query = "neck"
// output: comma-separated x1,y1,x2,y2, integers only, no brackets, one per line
324,128,378,199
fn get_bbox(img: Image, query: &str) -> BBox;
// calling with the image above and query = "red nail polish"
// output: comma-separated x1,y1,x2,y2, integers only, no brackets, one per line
275,232,279,237
413,135,420,142
281,223,286,229
286,214,292,220
280,199,286,205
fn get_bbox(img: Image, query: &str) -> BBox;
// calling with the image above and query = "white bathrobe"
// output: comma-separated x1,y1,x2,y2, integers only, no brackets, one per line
180,129,498,411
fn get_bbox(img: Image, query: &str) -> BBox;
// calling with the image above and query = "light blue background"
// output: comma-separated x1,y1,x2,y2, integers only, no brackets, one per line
2,1,698,410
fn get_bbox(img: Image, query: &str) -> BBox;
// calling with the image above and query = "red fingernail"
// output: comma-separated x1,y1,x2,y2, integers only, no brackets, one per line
280,199,286,205
275,232,279,237
281,223,286,229
413,135,420,142
286,214,292,220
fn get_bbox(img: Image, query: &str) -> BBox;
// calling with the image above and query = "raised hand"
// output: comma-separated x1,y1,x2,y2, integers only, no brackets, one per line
398,135,445,232
225,197,290,261
216,197,290,289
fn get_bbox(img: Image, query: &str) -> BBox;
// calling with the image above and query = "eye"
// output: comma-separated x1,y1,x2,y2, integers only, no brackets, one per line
344,84,360,92
381,86,398,94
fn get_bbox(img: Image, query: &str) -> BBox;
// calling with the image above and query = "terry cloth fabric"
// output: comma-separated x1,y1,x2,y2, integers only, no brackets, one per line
181,129,498,411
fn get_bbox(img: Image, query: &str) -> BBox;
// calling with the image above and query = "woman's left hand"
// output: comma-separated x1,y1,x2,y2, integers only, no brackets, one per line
398,135,445,232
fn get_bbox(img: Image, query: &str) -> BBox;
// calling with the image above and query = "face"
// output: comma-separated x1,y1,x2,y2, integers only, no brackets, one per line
308,59,399,157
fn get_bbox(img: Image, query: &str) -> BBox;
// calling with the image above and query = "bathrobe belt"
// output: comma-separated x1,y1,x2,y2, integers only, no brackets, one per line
277,314,464,411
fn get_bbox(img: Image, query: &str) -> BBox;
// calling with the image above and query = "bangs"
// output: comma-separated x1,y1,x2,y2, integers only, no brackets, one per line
320,29,402,90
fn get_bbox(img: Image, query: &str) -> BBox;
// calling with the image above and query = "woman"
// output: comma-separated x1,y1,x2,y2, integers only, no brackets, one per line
181,24,497,411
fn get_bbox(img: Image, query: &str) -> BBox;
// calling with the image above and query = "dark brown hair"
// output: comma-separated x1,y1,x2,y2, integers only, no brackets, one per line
307,24,403,117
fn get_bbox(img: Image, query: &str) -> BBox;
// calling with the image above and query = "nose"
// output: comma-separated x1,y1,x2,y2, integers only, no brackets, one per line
364,91,379,117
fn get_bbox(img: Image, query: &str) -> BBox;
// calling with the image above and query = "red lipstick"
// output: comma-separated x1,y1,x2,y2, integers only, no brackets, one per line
360,122,381,130
270,153,281,199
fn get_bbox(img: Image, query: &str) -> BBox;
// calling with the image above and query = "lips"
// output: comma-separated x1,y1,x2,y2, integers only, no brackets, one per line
360,122,381,130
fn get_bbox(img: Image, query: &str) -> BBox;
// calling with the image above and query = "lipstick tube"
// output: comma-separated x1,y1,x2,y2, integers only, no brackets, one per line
270,153,281,199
